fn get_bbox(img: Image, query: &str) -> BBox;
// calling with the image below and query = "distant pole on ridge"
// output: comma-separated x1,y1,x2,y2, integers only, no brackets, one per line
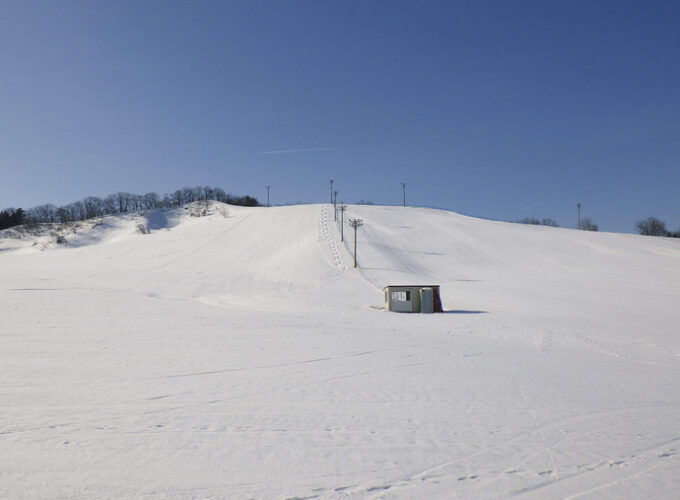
265,185,271,207
349,218,364,268
329,179,334,204
401,182,406,207
576,202,582,230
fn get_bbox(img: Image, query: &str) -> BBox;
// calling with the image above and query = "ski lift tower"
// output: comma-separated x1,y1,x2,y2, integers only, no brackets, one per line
349,218,364,268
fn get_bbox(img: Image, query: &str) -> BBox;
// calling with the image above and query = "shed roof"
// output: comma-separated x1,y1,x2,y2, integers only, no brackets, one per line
383,284,439,290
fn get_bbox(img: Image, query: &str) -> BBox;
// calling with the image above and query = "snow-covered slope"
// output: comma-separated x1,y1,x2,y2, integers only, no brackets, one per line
1,203,679,499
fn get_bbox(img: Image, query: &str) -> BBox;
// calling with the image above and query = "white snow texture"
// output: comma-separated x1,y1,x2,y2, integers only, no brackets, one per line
1,203,679,499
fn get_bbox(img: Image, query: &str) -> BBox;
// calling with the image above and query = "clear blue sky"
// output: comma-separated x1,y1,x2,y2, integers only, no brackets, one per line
1,0,678,233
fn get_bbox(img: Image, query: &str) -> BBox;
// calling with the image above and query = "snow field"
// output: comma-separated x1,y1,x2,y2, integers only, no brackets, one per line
1,203,679,499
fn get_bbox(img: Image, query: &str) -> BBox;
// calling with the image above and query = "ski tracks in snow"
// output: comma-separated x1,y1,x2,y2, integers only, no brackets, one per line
319,205,346,269
344,408,680,500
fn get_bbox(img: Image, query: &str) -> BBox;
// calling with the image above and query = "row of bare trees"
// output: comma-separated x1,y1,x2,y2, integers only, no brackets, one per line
517,216,603,231
636,217,680,237
516,215,680,236
2,186,258,226
517,217,561,227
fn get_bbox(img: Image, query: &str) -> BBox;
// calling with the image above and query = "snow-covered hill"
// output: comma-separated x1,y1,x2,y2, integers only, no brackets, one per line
1,203,679,499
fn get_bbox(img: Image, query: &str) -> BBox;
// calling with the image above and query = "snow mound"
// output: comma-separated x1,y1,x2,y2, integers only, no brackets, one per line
0,203,231,253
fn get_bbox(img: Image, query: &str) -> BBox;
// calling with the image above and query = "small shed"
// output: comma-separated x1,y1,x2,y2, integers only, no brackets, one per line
384,285,443,313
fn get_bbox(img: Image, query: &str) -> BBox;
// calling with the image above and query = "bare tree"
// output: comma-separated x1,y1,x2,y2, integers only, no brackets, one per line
60,204,77,222
171,190,182,207
103,195,117,214
214,187,227,203
518,217,540,225
518,217,559,227
160,195,173,208
580,217,598,231
83,196,103,219
29,204,57,223
132,194,144,212
115,193,123,213
636,217,668,236
72,201,85,221
181,187,194,204
143,192,159,210
55,207,70,224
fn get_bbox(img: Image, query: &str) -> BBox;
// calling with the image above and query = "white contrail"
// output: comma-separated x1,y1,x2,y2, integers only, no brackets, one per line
258,147,353,155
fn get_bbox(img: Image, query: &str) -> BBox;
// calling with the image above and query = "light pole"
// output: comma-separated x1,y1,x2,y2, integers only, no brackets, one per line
339,204,346,241
401,182,406,207
576,202,582,230
349,218,364,268
329,179,334,204
265,185,271,207
333,190,338,221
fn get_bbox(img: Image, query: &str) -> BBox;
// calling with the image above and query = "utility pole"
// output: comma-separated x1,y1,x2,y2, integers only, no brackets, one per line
401,182,406,207
576,202,582,230
329,179,334,204
333,190,338,221
349,218,364,268
339,204,346,241
265,185,271,207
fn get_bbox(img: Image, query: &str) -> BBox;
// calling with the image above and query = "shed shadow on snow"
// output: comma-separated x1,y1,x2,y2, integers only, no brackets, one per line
441,310,488,314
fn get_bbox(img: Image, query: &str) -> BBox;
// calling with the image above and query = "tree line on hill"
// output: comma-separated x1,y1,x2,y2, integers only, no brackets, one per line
2,193,678,237
635,217,680,238
0,186,259,230
517,217,561,228
0,208,26,230
516,217,598,231
516,215,679,237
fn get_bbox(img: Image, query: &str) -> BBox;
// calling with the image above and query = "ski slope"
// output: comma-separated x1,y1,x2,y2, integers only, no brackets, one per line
1,203,679,499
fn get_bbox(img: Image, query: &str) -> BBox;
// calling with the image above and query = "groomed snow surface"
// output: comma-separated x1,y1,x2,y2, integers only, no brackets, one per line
1,203,679,499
